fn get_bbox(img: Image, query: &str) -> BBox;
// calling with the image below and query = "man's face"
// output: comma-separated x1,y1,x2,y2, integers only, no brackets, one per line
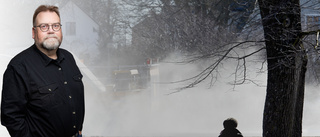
32,11,63,51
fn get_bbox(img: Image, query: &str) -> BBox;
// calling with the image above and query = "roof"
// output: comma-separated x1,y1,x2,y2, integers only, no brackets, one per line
59,0,100,26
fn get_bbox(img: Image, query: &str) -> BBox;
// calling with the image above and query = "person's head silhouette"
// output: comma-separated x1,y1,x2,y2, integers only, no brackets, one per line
223,118,238,129
219,118,243,137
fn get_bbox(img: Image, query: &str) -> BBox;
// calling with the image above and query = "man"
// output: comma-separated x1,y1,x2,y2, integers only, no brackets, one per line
1,5,84,137
219,118,243,137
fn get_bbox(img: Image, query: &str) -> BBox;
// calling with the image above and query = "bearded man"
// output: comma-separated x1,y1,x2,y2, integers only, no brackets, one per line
1,5,85,137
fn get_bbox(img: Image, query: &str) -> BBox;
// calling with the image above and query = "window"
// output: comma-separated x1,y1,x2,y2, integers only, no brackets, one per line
93,27,97,33
306,15,320,31
66,22,76,36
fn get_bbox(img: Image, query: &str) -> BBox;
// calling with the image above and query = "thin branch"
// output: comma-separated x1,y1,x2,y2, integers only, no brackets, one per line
168,41,266,94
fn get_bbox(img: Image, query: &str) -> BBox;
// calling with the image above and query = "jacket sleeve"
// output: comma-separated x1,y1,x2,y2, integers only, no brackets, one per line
1,66,29,137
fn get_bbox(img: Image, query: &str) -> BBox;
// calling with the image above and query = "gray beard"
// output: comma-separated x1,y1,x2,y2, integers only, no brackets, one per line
42,38,60,51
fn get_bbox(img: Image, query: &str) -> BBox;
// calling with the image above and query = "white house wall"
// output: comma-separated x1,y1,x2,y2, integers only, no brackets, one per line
60,1,99,62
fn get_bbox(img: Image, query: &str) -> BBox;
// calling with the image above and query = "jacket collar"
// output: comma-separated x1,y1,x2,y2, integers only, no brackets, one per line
32,44,65,66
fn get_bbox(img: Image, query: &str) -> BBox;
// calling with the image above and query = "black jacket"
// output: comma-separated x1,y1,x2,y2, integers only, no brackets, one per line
1,45,85,137
219,128,243,137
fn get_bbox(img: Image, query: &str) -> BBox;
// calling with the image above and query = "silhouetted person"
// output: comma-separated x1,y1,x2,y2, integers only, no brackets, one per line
219,118,243,137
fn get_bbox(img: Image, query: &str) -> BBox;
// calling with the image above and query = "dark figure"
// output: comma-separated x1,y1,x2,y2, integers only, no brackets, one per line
1,5,84,137
219,118,243,137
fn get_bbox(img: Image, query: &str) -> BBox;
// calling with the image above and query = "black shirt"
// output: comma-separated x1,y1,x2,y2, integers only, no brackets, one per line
1,44,85,137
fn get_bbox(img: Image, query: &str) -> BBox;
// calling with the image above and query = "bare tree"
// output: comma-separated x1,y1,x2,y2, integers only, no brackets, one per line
122,0,319,136
131,0,257,61
258,0,307,136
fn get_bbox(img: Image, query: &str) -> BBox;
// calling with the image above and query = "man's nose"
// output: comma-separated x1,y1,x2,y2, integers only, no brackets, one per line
47,25,55,33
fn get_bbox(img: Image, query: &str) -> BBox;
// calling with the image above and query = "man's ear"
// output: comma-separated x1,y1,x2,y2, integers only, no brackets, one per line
32,27,35,39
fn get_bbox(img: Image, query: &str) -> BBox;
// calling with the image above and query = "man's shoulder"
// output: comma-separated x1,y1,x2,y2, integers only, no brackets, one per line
59,48,74,58
9,46,34,65
59,48,71,54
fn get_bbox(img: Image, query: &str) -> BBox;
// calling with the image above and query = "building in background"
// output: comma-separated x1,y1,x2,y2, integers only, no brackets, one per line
60,1,100,64
300,0,320,83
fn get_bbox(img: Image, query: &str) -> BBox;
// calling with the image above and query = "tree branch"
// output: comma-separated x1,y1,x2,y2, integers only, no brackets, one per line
167,41,265,94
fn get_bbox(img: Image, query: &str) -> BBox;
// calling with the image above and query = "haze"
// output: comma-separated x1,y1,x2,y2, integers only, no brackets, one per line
0,1,319,137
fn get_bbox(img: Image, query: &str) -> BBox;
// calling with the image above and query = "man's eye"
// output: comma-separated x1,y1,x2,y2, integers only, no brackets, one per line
41,25,48,28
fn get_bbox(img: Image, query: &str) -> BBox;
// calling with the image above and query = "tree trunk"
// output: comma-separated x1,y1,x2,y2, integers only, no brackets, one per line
258,0,307,136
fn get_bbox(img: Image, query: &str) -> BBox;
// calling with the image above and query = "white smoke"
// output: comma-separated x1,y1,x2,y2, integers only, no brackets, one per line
0,1,319,137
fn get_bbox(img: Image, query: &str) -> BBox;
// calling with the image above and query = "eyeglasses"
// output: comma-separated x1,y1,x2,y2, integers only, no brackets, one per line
34,23,62,32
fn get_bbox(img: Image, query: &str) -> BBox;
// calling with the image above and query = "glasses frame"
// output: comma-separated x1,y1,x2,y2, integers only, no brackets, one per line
34,23,62,32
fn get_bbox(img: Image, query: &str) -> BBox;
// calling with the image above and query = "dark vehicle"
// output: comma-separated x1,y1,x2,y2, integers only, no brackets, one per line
112,69,140,92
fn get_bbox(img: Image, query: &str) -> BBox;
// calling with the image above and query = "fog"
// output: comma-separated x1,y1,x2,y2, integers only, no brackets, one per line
0,1,320,137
